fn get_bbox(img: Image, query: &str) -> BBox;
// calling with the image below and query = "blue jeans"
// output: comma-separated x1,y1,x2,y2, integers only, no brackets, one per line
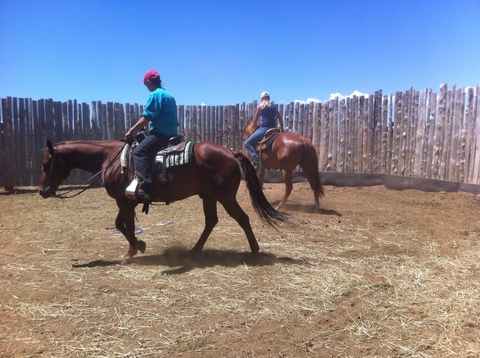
133,131,171,192
244,127,269,165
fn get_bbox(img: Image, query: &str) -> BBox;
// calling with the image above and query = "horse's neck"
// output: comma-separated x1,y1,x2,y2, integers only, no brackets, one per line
246,121,255,139
61,142,113,174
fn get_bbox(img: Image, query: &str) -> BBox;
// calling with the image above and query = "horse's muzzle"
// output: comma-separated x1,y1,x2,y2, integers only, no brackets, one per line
39,187,55,198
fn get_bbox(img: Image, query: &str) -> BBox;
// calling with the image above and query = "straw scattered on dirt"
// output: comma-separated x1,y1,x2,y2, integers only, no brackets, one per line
1,182,479,357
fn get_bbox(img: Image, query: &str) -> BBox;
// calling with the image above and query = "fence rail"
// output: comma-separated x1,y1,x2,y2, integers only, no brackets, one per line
1,84,479,188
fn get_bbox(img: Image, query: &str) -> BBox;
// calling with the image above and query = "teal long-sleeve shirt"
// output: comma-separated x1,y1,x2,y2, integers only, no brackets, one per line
143,88,179,136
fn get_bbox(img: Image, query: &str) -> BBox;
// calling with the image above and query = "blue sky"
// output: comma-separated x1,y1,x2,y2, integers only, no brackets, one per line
1,0,479,106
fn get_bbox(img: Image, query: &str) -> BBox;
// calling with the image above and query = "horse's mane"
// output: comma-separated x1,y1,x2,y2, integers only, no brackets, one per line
56,139,124,144
54,139,125,147
244,120,256,137
244,119,254,128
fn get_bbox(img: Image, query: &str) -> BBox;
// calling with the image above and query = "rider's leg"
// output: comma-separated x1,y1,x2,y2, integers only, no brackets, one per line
244,127,268,166
132,132,169,199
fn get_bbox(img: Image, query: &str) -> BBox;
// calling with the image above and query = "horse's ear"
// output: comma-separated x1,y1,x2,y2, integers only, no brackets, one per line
46,139,55,156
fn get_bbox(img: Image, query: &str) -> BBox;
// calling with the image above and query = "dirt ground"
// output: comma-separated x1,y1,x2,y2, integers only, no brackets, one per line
1,181,479,357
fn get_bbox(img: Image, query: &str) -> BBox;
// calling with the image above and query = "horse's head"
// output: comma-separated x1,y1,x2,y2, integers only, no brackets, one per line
244,120,256,140
38,140,71,198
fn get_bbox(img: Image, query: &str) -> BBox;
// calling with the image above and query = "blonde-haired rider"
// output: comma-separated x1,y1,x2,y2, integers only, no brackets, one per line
244,92,284,169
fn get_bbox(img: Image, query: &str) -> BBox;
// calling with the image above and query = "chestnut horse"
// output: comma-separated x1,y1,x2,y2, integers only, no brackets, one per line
38,139,288,264
244,120,324,213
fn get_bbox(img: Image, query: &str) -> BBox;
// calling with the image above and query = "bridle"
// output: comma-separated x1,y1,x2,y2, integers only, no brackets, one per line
45,141,127,199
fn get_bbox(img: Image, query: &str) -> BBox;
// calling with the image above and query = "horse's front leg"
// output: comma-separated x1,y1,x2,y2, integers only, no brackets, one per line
115,200,145,264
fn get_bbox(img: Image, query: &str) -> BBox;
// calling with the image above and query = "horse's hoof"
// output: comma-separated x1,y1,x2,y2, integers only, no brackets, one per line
121,256,133,265
189,247,202,256
137,240,146,254
243,250,260,265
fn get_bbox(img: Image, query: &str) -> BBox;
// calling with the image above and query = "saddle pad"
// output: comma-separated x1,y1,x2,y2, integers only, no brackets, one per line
155,140,195,168
120,142,131,173
120,143,130,168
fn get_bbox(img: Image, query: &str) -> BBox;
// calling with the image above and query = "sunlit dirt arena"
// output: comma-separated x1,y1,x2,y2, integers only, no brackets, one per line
1,182,479,357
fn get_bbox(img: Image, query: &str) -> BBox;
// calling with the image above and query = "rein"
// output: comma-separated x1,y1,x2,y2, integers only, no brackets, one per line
52,141,127,199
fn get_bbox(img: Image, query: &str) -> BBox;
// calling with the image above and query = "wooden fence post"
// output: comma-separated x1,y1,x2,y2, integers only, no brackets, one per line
1,85,479,188
472,85,480,184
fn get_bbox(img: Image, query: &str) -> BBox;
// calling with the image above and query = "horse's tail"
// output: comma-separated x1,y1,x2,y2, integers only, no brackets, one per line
233,151,290,227
300,138,325,199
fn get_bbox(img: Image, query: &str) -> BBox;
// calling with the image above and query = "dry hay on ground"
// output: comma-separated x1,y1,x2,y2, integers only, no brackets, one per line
0,182,479,357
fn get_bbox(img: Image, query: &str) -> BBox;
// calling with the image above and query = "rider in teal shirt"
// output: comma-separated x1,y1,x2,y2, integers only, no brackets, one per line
125,70,179,202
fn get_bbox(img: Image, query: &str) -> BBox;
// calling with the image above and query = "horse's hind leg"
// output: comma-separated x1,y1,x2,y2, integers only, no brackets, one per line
220,198,259,254
313,192,320,213
302,166,323,213
258,167,266,188
277,169,293,211
302,169,320,213
191,197,219,253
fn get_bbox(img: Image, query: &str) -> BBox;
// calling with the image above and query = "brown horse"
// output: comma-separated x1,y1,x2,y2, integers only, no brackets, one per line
38,139,288,264
244,121,324,213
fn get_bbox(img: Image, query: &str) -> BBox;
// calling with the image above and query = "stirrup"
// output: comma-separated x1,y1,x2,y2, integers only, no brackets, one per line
125,178,139,198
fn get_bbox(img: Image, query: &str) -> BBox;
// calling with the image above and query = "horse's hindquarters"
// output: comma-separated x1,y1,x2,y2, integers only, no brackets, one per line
151,143,242,203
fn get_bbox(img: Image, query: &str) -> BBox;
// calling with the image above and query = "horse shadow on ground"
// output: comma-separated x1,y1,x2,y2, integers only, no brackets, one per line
270,200,342,217
72,246,312,275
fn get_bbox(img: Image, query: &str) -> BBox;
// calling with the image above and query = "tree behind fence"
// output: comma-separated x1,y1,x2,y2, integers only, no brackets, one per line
1,84,479,188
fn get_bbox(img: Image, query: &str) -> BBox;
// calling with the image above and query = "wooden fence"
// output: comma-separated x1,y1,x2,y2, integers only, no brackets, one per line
1,84,479,188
